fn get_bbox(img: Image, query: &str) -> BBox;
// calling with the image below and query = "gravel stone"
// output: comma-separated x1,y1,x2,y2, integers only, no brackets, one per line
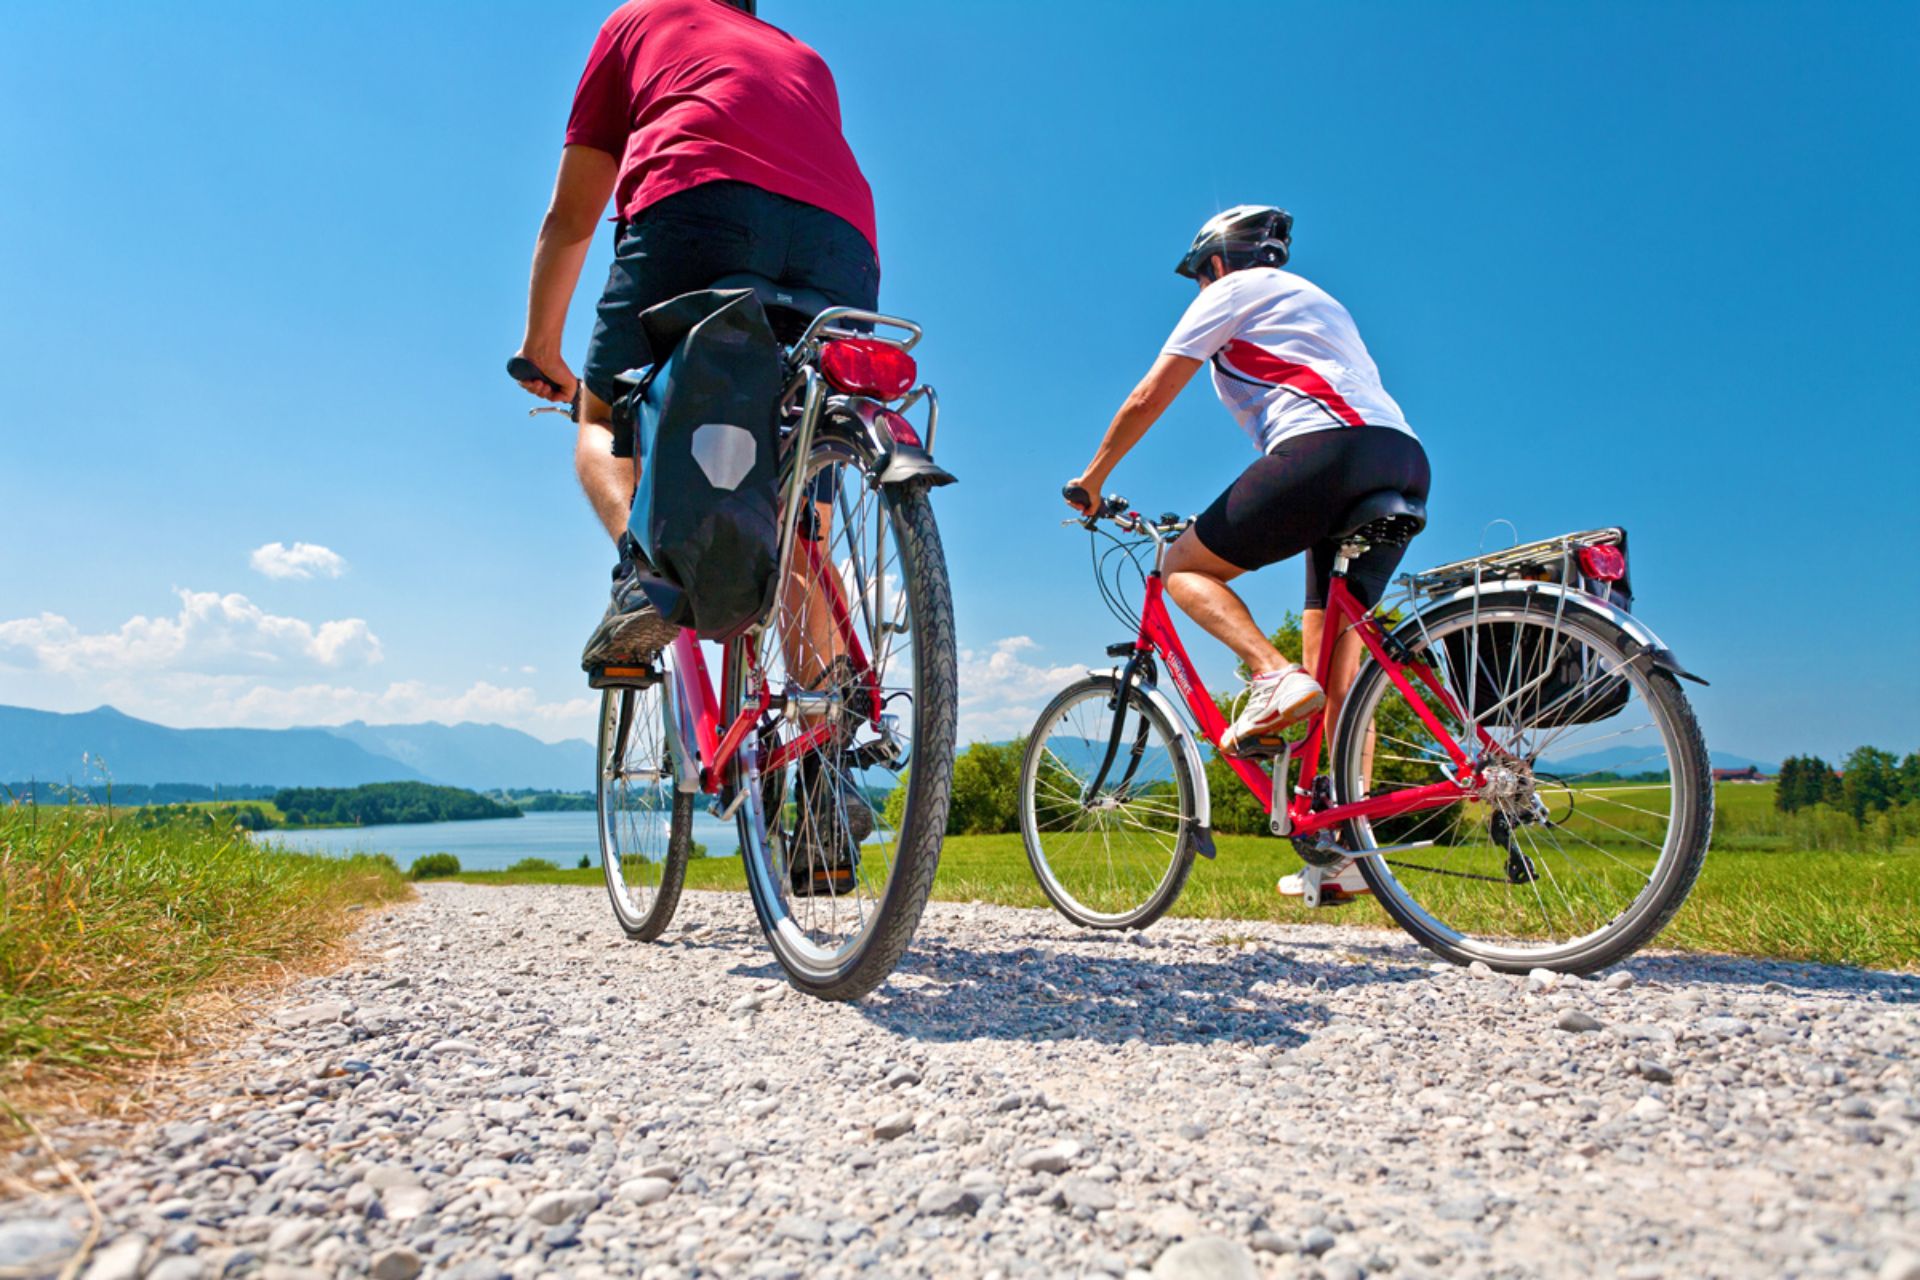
369,1246,424,1280
1557,1009,1604,1033
80,1234,147,1280
4,883,1914,1280
0,1219,81,1270
617,1177,673,1207
915,1183,981,1218
1150,1236,1260,1280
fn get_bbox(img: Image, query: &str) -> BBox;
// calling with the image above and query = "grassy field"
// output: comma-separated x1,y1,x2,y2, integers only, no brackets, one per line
0,804,409,1100
451,782,1919,971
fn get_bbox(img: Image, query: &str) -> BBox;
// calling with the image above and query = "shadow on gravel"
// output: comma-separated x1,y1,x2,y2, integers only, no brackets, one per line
785,939,1432,1047
1625,953,1920,1002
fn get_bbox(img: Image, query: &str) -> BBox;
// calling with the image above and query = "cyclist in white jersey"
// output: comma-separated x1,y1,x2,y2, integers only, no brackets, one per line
1066,206,1431,902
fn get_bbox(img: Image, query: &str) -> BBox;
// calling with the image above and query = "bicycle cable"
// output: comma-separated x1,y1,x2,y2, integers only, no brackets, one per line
1087,525,1150,633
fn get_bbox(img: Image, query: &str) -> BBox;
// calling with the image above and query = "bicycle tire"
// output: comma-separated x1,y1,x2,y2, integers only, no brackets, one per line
596,685,693,941
1332,596,1713,973
1019,675,1198,930
732,435,956,1000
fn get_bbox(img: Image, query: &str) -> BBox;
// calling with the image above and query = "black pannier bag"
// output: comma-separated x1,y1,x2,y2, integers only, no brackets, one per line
616,288,784,643
1438,531,1635,731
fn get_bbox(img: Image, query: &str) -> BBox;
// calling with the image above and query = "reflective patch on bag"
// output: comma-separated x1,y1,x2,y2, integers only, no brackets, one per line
690,423,758,491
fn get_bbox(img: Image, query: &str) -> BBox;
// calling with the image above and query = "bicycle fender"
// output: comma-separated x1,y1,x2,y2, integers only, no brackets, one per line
1115,673,1216,859
1406,583,1709,687
877,443,957,488
832,397,957,488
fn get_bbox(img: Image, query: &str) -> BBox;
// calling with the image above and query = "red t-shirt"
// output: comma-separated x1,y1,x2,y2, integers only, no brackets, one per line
566,0,877,252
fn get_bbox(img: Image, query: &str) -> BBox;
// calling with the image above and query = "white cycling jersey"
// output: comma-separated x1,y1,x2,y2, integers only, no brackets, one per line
1162,266,1413,453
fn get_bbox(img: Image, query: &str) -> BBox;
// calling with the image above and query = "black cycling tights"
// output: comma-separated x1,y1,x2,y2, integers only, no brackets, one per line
1192,426,1431,609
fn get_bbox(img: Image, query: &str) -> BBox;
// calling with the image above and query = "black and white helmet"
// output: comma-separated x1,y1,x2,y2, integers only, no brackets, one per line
1174,204,1293,280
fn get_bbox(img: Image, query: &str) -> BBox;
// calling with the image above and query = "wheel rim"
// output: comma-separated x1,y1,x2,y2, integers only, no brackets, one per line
1340,606,1695,963
734,440,926,976
598,683,679,928
1022,684,1189,926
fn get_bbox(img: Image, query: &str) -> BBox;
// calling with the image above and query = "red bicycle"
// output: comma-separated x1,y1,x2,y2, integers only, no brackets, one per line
589,282,957,1000
1018,487,1713,973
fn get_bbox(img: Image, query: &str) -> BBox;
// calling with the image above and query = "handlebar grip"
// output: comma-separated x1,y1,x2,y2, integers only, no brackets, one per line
1062,483,1094,513
506,355,563,397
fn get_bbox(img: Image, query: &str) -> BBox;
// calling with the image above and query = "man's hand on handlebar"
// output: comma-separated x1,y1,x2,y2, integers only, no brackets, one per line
507,349,579,404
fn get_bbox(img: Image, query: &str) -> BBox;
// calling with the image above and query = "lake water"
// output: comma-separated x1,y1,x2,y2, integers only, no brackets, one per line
259,809,742,872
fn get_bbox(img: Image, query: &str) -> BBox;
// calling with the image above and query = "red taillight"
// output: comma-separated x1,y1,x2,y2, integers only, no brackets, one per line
877,408,920,448
820,338,917,400
1578,545,1626,582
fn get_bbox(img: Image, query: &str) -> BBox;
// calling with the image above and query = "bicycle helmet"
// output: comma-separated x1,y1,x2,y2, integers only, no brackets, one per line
1174,204,1293,281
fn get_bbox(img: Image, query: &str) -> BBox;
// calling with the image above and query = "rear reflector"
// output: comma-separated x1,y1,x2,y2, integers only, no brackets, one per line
1577,544,1627,582
820,338,917,400
878,408,920,448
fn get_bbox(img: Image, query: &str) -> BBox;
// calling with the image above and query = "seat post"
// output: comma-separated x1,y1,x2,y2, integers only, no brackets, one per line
1332,540,1369,577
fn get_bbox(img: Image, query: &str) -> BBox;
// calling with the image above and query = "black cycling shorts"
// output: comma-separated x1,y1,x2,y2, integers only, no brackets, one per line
582,179,881,456
1192,426,1431,609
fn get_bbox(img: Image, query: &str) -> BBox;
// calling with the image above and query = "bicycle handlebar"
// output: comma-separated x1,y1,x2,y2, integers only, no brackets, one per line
1061,484,1189,538
507,355,581,423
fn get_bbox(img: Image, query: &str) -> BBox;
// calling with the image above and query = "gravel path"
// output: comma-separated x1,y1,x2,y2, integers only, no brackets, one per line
4,884,1918,1280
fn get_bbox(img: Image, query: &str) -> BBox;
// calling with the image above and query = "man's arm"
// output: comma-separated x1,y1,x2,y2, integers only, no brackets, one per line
1065,353,1204,511
513,144,620,402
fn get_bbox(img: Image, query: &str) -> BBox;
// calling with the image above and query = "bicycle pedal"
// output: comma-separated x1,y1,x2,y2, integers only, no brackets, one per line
1224,735,1291,759
588,662,660,690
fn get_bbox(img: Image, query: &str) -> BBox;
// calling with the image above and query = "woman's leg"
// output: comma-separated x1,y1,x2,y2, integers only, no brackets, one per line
1162,530,1293,674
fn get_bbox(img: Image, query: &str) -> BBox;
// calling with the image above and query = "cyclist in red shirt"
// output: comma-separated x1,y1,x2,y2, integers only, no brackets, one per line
510,0,879,677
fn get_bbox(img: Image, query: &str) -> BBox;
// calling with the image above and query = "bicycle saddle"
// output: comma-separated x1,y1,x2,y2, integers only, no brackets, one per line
708,272,835,343
1334,488,1427,548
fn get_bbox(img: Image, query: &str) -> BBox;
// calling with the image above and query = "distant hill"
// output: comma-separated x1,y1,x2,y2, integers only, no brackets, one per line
1542,745,1779,777
0,704,593,792
0,705,428,789
317,721,593,792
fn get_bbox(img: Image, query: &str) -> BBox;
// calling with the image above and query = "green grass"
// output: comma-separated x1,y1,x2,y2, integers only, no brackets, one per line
0,804,409,1094
446,787,1920,971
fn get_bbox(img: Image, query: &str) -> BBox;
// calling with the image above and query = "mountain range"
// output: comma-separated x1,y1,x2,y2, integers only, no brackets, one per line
0,705,594,791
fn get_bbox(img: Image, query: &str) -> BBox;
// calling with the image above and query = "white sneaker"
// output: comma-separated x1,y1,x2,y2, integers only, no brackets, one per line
1278,859,1372,903
1220,666,1324,753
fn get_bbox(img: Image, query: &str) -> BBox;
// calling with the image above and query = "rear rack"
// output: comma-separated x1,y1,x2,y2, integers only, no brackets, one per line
1408,527,1624,596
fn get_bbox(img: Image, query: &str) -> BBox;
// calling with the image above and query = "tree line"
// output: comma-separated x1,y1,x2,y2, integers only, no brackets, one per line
272,782,522,827
1776,748,1920,823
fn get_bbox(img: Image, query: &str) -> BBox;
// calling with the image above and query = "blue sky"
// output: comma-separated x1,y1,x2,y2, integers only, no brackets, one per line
2,1,1915,762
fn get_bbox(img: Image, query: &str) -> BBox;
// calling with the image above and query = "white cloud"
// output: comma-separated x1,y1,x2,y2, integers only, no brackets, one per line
957,636,1087,745
249,541,347,580
0,590,381,675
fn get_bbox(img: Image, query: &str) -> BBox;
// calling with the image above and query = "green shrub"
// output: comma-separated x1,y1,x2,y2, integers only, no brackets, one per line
507,857,559,873
410,852,461,879
577,854,591,869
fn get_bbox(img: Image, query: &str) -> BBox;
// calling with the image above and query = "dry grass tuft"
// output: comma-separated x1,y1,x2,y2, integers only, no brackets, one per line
0,802,408,1134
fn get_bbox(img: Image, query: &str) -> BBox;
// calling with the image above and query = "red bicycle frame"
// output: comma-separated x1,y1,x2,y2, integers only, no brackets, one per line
1134,569,1481,837
665,532,878,795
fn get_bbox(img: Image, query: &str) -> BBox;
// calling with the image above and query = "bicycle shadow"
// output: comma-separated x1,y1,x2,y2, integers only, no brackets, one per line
1621,952,1920,1002
725,933,1431,1048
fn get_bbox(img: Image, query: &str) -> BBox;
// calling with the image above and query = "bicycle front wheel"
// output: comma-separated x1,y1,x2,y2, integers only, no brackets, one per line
731,433,956,1000
1019,675,1198,930
1331,596,1712,973
596,681,692,941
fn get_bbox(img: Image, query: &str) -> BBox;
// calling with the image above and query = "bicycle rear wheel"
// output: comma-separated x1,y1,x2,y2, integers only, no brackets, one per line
1331,596,1712,973
1019,675,1197,929
730,433,955,1000
596,680,692,941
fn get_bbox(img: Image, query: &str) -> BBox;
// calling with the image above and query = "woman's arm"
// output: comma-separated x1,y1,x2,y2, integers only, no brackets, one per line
513,144,620,401
1065,353,1204,510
